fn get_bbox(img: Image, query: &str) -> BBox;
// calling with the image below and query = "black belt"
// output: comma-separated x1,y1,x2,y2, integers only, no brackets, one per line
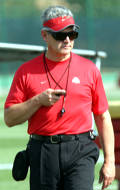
30,131,90,144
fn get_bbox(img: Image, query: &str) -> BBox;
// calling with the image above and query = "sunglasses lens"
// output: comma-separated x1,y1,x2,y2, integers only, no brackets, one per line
50,31,78,41
55,33,66,41
69,31,78,40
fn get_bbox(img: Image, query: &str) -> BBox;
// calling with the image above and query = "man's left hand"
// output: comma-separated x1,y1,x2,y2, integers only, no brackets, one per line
99,162,115,189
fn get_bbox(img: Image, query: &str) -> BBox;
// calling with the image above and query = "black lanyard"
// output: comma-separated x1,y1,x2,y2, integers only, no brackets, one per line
43,52,72,116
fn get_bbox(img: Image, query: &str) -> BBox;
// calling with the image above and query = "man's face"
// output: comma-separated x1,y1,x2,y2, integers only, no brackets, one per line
42,27,75,57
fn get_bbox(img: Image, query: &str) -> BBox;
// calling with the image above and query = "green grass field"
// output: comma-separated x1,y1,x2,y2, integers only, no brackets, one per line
0,71,120,190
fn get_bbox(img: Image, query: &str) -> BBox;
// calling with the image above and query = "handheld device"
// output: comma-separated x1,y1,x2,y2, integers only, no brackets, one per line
55,91,66,97
55,93,63,97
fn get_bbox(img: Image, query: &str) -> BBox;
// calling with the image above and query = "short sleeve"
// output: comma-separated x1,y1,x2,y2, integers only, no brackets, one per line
92,69,108,115
4,67,27,108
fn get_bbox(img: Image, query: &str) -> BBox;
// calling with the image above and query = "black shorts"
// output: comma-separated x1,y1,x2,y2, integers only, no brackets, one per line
28,133,99,190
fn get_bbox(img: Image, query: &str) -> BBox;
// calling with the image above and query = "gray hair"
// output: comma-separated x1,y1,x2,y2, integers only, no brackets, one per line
41,6,73,24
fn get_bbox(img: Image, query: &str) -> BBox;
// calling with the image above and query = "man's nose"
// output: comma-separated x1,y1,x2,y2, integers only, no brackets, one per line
64,36,70,42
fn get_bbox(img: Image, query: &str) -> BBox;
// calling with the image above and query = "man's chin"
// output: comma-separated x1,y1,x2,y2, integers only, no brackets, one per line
60,48,72,55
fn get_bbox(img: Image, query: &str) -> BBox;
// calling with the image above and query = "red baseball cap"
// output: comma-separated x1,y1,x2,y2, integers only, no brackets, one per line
43,16,79,32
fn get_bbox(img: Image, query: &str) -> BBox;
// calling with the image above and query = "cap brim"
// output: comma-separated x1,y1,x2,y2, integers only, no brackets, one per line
42,24,79,32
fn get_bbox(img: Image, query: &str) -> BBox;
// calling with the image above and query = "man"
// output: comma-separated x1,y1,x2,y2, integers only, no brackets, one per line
4,5,115,190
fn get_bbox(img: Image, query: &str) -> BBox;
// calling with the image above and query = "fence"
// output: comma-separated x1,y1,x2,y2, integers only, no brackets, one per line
0,0,120,68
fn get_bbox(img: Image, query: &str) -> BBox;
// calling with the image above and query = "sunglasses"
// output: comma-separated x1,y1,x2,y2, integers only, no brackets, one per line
48,31,78,41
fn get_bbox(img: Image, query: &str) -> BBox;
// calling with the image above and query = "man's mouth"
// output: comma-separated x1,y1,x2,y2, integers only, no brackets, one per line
63,45,71,48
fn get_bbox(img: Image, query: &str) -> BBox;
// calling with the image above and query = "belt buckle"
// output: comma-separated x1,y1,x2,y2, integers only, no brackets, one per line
50,135,60,143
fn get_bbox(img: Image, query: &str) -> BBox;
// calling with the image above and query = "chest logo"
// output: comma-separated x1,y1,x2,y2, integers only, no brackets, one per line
72,77,80,84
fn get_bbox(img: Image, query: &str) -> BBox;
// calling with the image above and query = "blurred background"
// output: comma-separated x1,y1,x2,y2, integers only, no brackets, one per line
0,0,120,190
0,0,120,94
0,0,120,66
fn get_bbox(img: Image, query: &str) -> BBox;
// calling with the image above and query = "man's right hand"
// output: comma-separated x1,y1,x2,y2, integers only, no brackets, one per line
39,88,66,107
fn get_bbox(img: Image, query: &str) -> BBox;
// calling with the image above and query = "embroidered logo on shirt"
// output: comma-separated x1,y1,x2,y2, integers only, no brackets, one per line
72,77,80,84
61,18,66,22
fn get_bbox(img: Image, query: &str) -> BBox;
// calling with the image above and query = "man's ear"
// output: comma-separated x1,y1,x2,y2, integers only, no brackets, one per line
41,30,48,42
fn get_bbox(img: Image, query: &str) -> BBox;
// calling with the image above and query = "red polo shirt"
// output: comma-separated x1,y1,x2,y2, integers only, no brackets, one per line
5,53,108,135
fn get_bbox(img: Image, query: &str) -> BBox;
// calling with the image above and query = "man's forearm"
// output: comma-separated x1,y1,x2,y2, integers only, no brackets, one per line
4,94,43,127
94,110,115,163
4,88,64,127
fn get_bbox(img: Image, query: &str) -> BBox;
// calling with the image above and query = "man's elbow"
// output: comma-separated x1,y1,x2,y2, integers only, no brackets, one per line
4,116,14,127
4,109,15,127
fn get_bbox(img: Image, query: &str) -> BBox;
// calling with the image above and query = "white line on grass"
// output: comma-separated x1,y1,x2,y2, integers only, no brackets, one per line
0,155,103,170
97,153,104,163
0,163,13,170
